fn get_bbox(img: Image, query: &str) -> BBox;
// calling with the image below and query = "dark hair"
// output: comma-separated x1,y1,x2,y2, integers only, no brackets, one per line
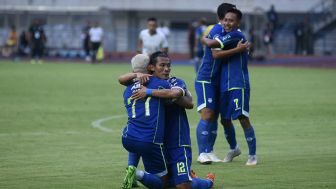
147,17,157,22
149,51,169,66
226,8,243,20
217,3,236,20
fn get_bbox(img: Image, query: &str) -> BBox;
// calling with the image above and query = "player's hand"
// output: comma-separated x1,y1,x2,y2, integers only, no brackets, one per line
135,73,151,85
131,85,147,100
237,39,250,51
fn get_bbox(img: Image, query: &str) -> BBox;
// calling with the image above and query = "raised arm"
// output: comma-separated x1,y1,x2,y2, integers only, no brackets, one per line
202,36,221,48
118,72,151,86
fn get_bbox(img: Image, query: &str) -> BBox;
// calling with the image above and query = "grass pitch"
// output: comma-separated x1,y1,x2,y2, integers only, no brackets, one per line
0,60,335,189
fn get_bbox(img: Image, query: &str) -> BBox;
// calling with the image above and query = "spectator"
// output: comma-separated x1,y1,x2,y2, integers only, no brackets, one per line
2,25,17,58
137,17,168,56
17,30,29,58
89,21,104,63
263,22,274,56
82,21,91,62
248,27,255,60
294,22,304,55
188,21,197,59
28,19,47,64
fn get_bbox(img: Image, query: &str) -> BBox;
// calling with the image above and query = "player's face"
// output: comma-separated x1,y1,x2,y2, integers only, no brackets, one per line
151,57,171,79
147,21,157,34
223,12,240,32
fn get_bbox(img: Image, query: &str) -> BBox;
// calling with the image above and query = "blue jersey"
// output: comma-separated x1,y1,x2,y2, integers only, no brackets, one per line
216,29,250,92
164,78,191,148
122,77,171,144
196,23,225,85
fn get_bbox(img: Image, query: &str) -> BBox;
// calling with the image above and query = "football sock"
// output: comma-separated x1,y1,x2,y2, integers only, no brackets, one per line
192,178,213,189
243,126,256,155
208,121,218,152
137,171,164,189
128,152,140,167
224,124,237,150
196,119,210,153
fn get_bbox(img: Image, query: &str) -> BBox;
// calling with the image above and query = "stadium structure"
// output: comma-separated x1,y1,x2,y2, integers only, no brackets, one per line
0,0,335,58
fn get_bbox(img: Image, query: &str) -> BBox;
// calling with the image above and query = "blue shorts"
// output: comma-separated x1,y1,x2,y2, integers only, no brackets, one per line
220,88,250,120
195,80,219,112
122,137,168,177
166,147,192,186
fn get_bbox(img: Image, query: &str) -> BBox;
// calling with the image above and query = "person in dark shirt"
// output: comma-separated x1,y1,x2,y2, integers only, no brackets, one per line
28,19,46,64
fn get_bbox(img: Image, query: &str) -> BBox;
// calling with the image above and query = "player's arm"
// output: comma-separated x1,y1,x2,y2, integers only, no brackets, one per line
118,72,151,86
212,39,250,59
202,37,221,48
131,86,184,100
174,90,193,109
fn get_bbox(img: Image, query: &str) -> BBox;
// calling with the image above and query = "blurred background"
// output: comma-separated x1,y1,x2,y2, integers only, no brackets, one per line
0,0,335,62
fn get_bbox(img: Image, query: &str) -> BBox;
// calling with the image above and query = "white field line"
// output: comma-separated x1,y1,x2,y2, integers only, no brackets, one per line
91,115,126,133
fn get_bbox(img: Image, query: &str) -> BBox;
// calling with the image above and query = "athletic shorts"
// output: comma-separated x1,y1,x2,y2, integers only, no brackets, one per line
122,137,168,177
220,88,250,120
195,80,219,112
166,147,192,186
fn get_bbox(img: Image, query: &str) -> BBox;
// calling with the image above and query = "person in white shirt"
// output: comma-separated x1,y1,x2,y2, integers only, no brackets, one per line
137,17,168,56
89,21,103,63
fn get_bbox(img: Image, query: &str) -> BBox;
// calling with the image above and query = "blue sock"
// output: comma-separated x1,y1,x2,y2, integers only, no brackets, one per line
208,121,218,152
192,178,213,189
243,126,256,155
196,119,210,153
138,172,164,189
128,152,140,167
224,124,237,150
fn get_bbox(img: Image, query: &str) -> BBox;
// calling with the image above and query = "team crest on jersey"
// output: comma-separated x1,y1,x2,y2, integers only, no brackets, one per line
208,98,213,103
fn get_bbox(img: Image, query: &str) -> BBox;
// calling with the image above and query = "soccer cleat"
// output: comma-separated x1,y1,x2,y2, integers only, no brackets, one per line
206,152,222,162
132,179,139,188
206,172,215,183
223,146,241,162
246,155,257,166
190,170,198,178
197,153,212,164
122,166,136,189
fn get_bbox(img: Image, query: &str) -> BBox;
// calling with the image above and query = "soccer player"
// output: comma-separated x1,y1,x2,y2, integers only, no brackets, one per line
123,52,215,189
121,52,176,189
138,17,169,56
194,17,207,72
195,3,238,164
209,8,257,166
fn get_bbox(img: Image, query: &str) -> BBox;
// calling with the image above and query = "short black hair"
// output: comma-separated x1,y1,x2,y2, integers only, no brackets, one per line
147,17,157,22
217,3,236,20
226,8,243,20
149,51,169,66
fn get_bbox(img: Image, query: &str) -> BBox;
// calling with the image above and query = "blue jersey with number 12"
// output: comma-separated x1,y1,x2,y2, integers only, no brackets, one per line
122,77,171,144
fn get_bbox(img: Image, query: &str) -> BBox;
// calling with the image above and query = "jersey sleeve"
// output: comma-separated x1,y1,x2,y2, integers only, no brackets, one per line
208,24,223,40
161,35,169,48
215,31,244,49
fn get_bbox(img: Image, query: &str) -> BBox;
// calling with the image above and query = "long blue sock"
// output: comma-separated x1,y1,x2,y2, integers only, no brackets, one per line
224,124,237,150
243,126,256,155
208,121,218,152
192,178,213,189
196,119,210,154
138,172,164,189
128,152,140,167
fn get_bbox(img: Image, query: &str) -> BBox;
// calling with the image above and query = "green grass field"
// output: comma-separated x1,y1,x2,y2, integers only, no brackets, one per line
0,60,336,189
